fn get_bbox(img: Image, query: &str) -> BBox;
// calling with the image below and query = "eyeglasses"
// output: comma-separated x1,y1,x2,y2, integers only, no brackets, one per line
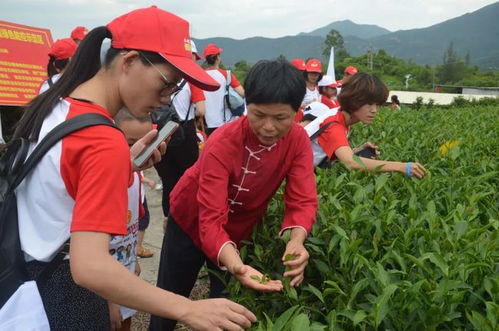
139,52,181,96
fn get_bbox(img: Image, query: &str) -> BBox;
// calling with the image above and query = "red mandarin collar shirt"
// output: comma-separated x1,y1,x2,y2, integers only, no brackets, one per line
170,116,318,266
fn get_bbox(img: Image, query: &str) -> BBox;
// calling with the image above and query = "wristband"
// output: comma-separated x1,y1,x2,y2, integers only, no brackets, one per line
406,162,412,177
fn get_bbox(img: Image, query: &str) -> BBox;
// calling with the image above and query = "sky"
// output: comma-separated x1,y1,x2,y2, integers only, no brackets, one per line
1,0,497,41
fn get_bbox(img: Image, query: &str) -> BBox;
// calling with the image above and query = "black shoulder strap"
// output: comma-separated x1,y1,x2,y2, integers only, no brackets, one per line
11,113,118,189
310,120,338,141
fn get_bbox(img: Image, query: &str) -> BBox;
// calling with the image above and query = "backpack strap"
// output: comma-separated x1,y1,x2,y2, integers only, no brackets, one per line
226,70,232,92
11,113,118,189
310,120,338,141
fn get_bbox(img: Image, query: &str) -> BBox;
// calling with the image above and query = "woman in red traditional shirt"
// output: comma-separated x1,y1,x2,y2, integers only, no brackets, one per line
151,59,318,331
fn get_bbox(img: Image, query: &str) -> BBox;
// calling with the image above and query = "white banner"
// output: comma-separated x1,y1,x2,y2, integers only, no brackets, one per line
326,46,336,81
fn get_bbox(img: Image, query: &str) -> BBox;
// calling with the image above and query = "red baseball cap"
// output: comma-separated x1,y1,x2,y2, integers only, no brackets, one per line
291,58,306,71
203,43,223,57
49,38,77,60
71,26,88,41
107,6,220,91
306,59,322,73
344,65,358,75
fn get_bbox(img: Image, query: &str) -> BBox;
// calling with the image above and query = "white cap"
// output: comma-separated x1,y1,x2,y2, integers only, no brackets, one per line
318,75,335,87
190,40,198,54
190,40,204,60
303,101,330,118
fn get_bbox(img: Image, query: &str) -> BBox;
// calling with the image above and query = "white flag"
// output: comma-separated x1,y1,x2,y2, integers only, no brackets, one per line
326,46,336,81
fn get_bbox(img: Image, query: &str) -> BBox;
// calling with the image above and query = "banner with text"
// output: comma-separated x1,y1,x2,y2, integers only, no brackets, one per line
0,21,53,106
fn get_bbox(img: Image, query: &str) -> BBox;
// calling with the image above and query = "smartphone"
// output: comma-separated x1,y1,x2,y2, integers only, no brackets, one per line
133,121,179,168
355,146,377,159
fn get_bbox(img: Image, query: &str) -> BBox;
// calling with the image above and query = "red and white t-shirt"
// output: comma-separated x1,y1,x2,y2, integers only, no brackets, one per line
16,97,131,262
172,81,205,121
314,111,350,164
169,116,318,267
203,68,241,128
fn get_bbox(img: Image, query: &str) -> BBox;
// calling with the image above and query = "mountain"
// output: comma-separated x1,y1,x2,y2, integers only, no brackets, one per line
194,35,324,67
299,19,391,39
195,2,499,70
361,1,499,69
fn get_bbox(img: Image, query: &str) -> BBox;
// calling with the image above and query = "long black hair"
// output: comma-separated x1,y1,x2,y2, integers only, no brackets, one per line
15,26,167,141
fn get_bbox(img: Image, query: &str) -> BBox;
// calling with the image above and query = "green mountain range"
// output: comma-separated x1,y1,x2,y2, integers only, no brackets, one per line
194,2,499,70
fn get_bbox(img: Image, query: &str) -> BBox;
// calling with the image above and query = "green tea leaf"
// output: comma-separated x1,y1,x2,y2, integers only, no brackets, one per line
291,313,310,331
272,305,300,331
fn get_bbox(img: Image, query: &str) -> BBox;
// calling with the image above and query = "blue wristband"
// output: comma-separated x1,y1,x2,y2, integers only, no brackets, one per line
406,162,412,177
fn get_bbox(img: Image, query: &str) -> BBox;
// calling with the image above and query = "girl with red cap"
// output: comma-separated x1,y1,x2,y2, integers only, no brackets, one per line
12,6,255,331
202,43,245,135
38,38,77,94
301,58,322,107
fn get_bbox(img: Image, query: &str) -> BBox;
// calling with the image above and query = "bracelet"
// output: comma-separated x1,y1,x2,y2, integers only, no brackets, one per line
406,162,412,177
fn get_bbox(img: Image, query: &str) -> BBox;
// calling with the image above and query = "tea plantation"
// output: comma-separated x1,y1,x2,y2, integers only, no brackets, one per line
227,105,499,330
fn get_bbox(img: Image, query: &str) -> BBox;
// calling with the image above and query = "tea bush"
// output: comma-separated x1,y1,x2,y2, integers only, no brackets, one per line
227,106,499,330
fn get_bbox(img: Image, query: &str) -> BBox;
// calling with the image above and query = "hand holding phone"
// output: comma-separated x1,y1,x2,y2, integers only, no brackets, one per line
355,146,377,159
133,121,179,168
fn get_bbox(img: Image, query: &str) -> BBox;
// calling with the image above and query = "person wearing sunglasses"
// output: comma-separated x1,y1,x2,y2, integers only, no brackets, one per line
12,6,255,331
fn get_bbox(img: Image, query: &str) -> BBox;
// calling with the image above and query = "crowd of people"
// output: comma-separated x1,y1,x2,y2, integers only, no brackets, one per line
5,5,427,331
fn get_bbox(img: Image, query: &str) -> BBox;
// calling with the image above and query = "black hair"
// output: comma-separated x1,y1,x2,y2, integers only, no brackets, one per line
205,54,219,66
303,71,323,85
391,95,400,105
14,26,166,141
244,59,306,111
47,56,69,77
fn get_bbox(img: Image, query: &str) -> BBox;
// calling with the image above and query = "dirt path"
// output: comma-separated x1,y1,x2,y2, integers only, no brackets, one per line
130,169,207,331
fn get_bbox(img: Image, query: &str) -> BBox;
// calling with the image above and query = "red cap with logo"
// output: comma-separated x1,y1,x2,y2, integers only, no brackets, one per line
203,43,223,57
291,58,306,71
71,26,88,41
344,65,358,75
306,59,322,73
49,38,78,60
107,6,220,91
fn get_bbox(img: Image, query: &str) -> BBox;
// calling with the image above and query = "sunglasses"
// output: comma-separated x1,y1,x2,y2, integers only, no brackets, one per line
139,52,182,96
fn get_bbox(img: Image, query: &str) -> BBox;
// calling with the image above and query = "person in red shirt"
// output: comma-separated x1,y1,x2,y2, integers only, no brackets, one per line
301,73,426,178
13,6,255,331
343,65,358,83
150,59,318,331
317,75,340,109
